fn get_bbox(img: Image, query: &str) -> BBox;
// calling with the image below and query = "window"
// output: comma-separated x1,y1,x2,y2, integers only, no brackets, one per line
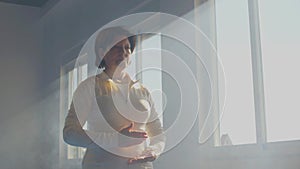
131,33,164,124
66,64,88,159
215,0,256,146
59,55,88,167
179,0,258,146
258,0,300,142
192,0,300,146
139,34,164,124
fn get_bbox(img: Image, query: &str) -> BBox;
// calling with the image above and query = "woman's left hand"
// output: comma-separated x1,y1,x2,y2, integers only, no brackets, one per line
127,150,157,164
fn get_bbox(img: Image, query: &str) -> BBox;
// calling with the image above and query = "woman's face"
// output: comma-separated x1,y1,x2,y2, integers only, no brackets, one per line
102,36,132,71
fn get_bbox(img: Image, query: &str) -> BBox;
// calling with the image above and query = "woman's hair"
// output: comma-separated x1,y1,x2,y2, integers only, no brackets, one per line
94,26,136,69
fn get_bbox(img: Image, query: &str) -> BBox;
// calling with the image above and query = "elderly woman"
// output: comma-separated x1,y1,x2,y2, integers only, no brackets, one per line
63,27,165,169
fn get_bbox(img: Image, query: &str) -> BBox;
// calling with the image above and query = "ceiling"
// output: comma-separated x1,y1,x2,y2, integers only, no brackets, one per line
0,0,49,7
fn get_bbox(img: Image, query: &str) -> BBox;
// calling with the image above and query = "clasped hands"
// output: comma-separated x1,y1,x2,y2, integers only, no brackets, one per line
119,123,157,164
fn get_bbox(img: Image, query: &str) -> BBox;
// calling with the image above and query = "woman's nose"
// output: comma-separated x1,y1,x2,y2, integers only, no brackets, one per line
123,47,131,55
121,50,131,58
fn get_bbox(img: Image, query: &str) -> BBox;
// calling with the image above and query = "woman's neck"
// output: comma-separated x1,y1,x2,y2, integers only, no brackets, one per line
104,68,128,83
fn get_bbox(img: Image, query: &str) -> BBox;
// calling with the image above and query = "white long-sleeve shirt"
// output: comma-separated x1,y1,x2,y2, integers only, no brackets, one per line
63,71,165,169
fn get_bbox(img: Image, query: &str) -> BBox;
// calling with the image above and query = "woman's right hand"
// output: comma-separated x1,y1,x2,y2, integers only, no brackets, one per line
118,123,148,147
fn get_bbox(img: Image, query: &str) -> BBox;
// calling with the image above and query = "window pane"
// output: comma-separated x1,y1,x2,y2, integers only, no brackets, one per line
141,34,164,123
66,64,88,159
259,0,300,142
216,0,256,145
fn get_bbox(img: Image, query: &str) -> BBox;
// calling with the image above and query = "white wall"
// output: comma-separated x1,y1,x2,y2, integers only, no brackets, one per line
0,2,44,169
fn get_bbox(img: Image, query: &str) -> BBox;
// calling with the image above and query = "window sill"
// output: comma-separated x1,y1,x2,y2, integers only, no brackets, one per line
199,140,300,159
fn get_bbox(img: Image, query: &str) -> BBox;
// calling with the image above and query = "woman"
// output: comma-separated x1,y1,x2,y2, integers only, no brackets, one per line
63,27,165,169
